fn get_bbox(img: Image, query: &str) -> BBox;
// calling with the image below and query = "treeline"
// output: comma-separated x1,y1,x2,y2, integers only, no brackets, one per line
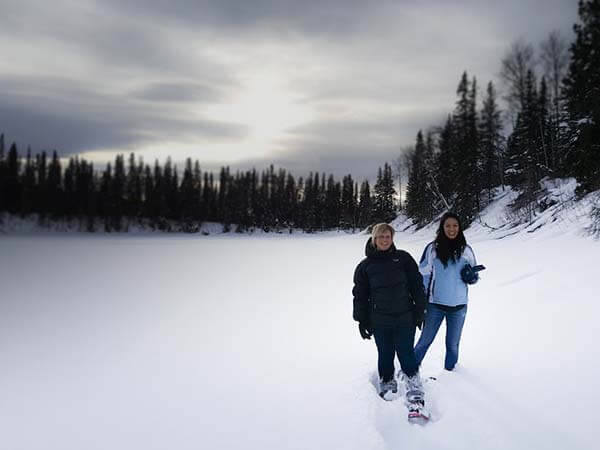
0,136,398,233
404,0,600,227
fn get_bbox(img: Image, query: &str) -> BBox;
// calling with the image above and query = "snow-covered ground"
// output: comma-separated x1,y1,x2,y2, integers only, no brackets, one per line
1,181,600,450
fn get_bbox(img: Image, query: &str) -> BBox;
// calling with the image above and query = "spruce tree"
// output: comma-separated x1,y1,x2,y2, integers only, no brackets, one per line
357,180,372,229
110,154,126,230
63,157,76,217
538,77,553,175
436,115,456,205
562,0,600,192
99,163,112,231
143,164,154,219
406,131,435,226
0,133,5,212
180,157,197,229
479,81,504,201
6,143,21,214
373,163,397,223
36,151,47,219
126,153,143,219
341,174,356,229
283,173,297,231
20,148,36,216
452,73,480,224
47,151,62,218
324,174,341,229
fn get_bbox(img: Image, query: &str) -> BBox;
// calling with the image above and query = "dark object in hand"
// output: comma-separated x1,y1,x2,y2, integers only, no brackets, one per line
414,311,425,330
358,322,372,340
460,264,486,284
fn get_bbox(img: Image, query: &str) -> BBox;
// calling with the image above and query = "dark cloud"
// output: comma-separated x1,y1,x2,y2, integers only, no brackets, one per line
132,82,225,103
0,0,578,177
99,0,389,37
0,75,247,155
98,0,576,45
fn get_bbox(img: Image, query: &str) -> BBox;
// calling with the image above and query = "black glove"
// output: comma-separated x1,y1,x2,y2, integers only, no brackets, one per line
460,264,485,284
414,311,425,330
358,322,372,340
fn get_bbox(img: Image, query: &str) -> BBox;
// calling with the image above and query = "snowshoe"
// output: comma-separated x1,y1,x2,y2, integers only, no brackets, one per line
407,399,430,424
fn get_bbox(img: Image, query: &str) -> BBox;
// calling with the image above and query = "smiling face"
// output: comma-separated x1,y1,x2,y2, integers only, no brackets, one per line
374,230,393,251
443,217,460,240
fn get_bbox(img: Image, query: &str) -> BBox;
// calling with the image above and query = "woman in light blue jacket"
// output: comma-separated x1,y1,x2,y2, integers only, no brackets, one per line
414,212,479,371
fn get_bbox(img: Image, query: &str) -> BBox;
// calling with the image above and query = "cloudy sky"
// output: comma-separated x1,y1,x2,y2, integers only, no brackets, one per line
1,0,577,181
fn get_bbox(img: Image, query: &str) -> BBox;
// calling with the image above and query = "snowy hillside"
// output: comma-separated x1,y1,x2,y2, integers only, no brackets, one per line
1,178,599,450
392,178,598,242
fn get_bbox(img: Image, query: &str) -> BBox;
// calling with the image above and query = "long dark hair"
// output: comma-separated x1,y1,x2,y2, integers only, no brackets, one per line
434,212,467,267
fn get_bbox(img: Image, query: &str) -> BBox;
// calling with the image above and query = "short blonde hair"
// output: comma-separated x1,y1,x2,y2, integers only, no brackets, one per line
371,223,395,244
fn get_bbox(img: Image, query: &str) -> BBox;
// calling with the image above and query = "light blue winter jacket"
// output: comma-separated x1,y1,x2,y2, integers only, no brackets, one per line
418,242,477,307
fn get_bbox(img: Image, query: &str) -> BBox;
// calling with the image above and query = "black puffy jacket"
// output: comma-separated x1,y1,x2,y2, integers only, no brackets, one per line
352,238,427,328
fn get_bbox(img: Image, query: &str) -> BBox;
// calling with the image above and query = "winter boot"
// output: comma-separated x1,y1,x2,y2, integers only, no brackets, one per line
401,372,424,403
379,378,398,399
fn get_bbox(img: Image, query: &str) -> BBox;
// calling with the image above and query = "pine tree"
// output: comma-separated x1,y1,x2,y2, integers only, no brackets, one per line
283,173,297,231
324,174,340,229
163,158,179,222
193,161,203,221
153,159,169,227
318,172,327,230
452,73,480,224
436,115,456,205
47,151,62,218
63,157,76,217
373,163,396,223
537,77,553,175
36,151,47,220
143,164,154,219
20,147,36,216
540,31,571,174
99,163,112,231
110,154,126,230
248,168,258,229
357,180,373,229
84,161,97,231
180,157,198,230
479,81,504,201
0,133,5,212
126,153,143,219
406,131,435,225
562,0,600,192
5,143,21,214
341,174,356,229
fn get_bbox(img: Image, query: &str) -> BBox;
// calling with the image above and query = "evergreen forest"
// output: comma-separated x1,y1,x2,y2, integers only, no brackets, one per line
1,0,598,233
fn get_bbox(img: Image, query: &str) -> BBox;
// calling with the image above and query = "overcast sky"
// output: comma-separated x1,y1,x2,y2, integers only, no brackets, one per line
0,0,578,181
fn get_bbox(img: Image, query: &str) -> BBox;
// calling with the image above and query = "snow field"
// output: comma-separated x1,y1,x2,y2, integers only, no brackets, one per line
0,227,599,450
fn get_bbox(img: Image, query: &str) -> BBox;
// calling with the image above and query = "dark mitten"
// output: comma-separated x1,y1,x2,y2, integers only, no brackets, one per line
414,310,425,330
358,322,372,340
460,264,480,284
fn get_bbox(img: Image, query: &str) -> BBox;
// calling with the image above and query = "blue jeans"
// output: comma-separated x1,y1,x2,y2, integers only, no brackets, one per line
373,326,419,381
414,303,467,370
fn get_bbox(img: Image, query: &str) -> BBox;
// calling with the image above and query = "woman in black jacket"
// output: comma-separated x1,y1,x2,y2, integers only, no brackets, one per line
352,223,427,398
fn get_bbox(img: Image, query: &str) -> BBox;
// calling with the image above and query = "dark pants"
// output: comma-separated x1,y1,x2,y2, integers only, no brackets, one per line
373,325,419,382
